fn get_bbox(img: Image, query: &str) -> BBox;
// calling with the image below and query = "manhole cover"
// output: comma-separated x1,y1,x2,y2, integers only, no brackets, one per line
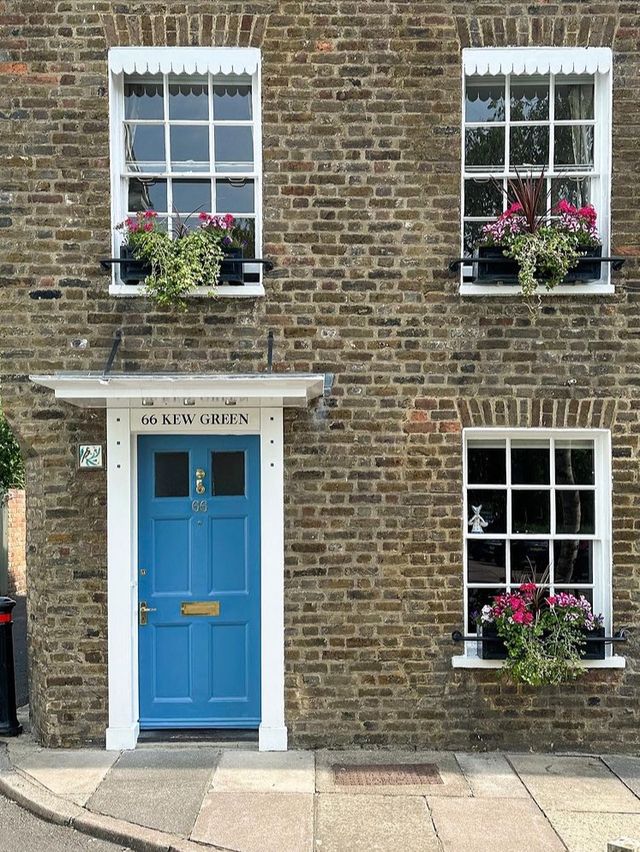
331,763,443,786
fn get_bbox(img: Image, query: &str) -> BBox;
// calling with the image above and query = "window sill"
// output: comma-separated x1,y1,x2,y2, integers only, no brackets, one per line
108,284,265,299
452,653,626,670
459,282,615,297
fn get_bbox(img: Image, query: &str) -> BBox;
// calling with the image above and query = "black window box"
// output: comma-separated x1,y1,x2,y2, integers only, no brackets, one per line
119,245,149,285
477,622,507,660
475,245,602,285
581,626,606,661
478,622,606,661
118,245,246,286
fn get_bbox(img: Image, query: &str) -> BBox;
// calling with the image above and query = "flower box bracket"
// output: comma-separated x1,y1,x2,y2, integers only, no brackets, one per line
100,254,275,287
448,254,626,279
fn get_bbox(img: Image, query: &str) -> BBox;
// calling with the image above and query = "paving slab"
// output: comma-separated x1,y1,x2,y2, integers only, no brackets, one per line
87,747,218,836
315,749,471,797
7,735,118,806
429,797,564,852
604,756,640,799
315,792,440,852
546,809,640,852
210,749,315,793
455,752,529,798
192,791,313,852
509,754,640,814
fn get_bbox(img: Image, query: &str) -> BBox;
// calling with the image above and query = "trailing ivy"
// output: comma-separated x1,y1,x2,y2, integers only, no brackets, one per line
120,211,237,309
0,410,24,500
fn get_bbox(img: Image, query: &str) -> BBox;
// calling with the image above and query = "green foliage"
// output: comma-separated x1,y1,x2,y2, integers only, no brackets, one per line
128,227,225,309
498,612,585,687
0,411,24,498
504,228,583,300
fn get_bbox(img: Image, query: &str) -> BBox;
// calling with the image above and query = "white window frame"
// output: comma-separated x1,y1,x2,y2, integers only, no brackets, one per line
107,47,264,298
460,47,613,296
454,427,624,669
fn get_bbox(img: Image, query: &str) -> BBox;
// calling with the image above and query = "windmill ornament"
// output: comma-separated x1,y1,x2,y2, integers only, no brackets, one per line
468,505,488,534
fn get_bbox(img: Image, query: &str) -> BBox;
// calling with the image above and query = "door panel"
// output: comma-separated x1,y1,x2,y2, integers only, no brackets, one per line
138,434,261,728
209,516,248,593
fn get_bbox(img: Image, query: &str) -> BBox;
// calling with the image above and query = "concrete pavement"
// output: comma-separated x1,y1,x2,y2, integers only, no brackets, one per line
2,718,640,851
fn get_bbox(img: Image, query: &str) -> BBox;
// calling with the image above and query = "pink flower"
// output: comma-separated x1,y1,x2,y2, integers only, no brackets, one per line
143,210,157,219
143,222,154,232
198,212,210,222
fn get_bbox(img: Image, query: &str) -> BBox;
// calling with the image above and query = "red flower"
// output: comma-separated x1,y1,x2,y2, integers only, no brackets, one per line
143,210,157,219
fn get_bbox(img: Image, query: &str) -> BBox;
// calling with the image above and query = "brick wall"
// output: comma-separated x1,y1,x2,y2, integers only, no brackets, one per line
6,489,26,598
0,2,639,749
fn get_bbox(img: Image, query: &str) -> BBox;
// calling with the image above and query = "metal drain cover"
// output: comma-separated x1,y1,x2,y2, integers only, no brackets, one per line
332,763,443,786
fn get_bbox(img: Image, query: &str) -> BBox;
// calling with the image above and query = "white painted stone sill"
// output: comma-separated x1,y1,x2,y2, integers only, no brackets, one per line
452,654,626,670
460,283,615,297
109,283,265,299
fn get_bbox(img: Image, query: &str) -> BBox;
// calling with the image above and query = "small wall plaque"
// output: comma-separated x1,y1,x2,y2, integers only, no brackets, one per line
78,444,103,469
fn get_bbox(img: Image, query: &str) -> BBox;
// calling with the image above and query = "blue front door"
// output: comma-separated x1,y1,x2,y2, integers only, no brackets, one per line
138,434,261,728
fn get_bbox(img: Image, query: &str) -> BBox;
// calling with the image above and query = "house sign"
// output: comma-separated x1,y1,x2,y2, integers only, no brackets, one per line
131,408,259,433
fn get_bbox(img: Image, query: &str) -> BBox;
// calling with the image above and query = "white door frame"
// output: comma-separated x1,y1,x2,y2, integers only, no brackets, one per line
29,372,324,752
104,404,286,751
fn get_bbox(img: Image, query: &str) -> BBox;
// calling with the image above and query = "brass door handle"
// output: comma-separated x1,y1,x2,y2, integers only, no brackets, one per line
195,468,206,495
139,600,157,626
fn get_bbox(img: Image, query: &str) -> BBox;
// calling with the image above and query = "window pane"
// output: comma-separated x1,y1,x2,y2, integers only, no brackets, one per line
467,490,507,534
463,221,487,255
212,451,245,496
467,540,506,583
464,180,503,218
554,540,593,584
216,179,255,213
511,440,550,484
555,441,594,485
170,125,209,171
465,127,505,169
512,490,550,534
125,78,163,120
465,81,505,122
509,126,549,167
467,587,503,632
510,81,549,121
169,77,208,120
232,218,256,256
172,179,211,214
125,125,165,172
467,441,506,484
128,178,167,212
554,126,594,169
214,126,254,172
510,540,550,584
551,178,591,210
155,452,189,498
214,83,253,120
555,79,594,121
555,490,595,534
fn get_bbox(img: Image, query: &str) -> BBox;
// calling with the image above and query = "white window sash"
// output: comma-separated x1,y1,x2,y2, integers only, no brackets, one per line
459,48,613,290
108,48,263,290
462,428,613,658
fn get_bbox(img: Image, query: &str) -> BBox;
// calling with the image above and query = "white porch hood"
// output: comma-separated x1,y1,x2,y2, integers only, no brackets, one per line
29,372,325,408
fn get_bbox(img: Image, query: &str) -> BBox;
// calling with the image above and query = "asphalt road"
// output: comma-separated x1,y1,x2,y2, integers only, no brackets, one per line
0,794,132,851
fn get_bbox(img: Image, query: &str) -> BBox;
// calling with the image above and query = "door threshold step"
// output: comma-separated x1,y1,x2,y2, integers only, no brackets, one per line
137,728,259,749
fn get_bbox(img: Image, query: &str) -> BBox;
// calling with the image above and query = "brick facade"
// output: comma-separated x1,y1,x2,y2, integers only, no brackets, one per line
5,488,26,597
0,2,639,749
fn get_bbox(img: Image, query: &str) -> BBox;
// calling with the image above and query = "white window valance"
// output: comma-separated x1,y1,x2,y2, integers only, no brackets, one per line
463,47,612,77
108,46,260,76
